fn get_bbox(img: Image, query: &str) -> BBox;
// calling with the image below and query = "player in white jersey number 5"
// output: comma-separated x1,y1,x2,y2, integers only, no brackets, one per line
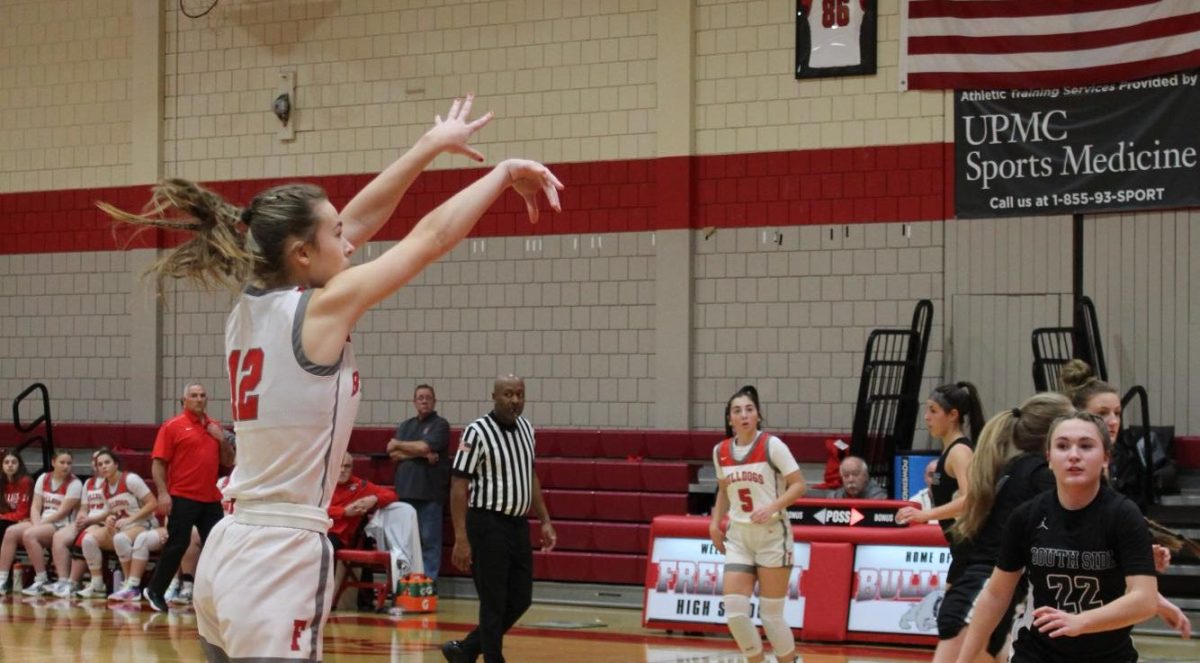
102,94,563,662
709,386,806,663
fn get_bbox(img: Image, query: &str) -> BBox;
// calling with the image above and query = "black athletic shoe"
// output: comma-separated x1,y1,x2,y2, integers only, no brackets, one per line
440,640,475,663
143,587,168,613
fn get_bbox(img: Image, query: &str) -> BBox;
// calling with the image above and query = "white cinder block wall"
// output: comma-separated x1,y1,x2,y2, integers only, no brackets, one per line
694,0,944,154
0,0,133,192
691,222,944,435
163,0,660,181
0,252,132,423
2,0,1198,437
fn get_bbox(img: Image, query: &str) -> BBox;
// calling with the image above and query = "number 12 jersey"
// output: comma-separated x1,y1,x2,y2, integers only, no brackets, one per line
222,286,361,509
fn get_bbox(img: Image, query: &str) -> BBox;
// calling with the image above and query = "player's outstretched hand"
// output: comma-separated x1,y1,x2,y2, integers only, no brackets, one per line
1158,594,1192,639
428,93,492,162
503,159,564,224
1152,544,1171,573
896,505,927,526
1032,605,1085,638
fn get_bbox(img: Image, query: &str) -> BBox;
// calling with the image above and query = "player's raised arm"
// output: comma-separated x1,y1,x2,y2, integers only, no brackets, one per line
340,94,493,250
304,159,562,361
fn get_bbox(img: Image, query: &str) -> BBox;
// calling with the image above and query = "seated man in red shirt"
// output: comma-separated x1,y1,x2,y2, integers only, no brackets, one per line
328,455,397,550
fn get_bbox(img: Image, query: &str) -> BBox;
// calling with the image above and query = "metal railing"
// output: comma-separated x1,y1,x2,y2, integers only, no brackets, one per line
10,382,55,474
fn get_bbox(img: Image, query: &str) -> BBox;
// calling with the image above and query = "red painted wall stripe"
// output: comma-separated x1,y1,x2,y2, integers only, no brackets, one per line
4,424,1198,469
0,145,950,255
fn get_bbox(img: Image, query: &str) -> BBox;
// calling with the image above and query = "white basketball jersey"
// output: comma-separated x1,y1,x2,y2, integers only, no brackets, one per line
805,0,865,68
713,433,799,525
36,474,81,520
103,472,155,528
222,287,361,509
83,476,107,517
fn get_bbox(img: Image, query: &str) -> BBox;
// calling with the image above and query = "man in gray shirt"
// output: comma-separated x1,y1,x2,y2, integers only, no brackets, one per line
830,455,888,499
387,384,450,579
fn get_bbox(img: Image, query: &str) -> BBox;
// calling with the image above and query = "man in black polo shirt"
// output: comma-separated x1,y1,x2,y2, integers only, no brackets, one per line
441,375,556,663
387,383,450,579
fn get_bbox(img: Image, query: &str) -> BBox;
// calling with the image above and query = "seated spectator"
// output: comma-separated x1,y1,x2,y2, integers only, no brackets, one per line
328,455,397,550
907,460,938,519
73,450,158,601
0,451,33,544
0,451,82,594
830,456,887,499
51,450,108,598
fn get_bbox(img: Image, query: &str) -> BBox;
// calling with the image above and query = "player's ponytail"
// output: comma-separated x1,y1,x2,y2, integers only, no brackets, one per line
1060,359,1118,411
929,381,986,439
100,179,326,292
951,392,1072,542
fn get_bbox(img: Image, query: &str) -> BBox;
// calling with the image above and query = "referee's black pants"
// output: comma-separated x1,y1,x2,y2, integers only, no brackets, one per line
147,495,224,596
462,508,533,663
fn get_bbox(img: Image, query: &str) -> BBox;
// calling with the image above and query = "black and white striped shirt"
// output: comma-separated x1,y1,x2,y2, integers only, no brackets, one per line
451,412,535,517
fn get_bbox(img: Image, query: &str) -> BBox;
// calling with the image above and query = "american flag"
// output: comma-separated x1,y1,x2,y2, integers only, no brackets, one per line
903,0,1200,90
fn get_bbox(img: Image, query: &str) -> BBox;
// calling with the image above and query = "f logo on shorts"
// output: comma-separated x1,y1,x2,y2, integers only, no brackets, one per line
290,619,307,651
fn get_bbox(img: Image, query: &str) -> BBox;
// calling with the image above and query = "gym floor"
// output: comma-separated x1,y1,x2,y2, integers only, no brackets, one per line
1,596,1195,662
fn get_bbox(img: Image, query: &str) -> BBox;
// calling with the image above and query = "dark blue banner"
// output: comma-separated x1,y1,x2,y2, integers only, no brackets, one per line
954,71,1200,218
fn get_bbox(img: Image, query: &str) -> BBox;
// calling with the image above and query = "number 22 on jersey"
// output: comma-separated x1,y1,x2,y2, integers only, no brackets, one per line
228,348,264,421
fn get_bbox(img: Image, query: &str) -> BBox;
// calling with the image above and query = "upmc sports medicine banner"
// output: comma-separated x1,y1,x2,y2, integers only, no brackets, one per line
954,71,1200,218
847,544,949,635
645,537,811,627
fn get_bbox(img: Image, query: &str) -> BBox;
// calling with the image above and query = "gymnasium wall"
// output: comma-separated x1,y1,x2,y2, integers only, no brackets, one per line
690,221,943,431
944,215,1074,417
0,0,133,193
1083,210,1200,435
694,0,944,153
2,0,1199,440
163,0,660,180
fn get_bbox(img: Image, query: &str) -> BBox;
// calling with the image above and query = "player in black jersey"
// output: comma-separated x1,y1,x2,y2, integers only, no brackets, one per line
1062,360,1192,639
938,393,1074,663
897,382,985,580
955,412,1158,663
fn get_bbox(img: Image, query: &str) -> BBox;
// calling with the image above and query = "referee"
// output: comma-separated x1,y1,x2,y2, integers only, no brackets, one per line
442,375,556,663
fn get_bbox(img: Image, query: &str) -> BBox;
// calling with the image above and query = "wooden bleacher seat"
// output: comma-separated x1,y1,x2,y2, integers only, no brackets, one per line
599,431,646,458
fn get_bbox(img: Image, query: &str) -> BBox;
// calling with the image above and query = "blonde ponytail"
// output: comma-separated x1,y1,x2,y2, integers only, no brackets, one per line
101,178,327,292
951,392,1072,542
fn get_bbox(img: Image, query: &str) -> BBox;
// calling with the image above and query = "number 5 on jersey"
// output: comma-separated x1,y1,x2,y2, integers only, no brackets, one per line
737,487,754,512
228,348,264,421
